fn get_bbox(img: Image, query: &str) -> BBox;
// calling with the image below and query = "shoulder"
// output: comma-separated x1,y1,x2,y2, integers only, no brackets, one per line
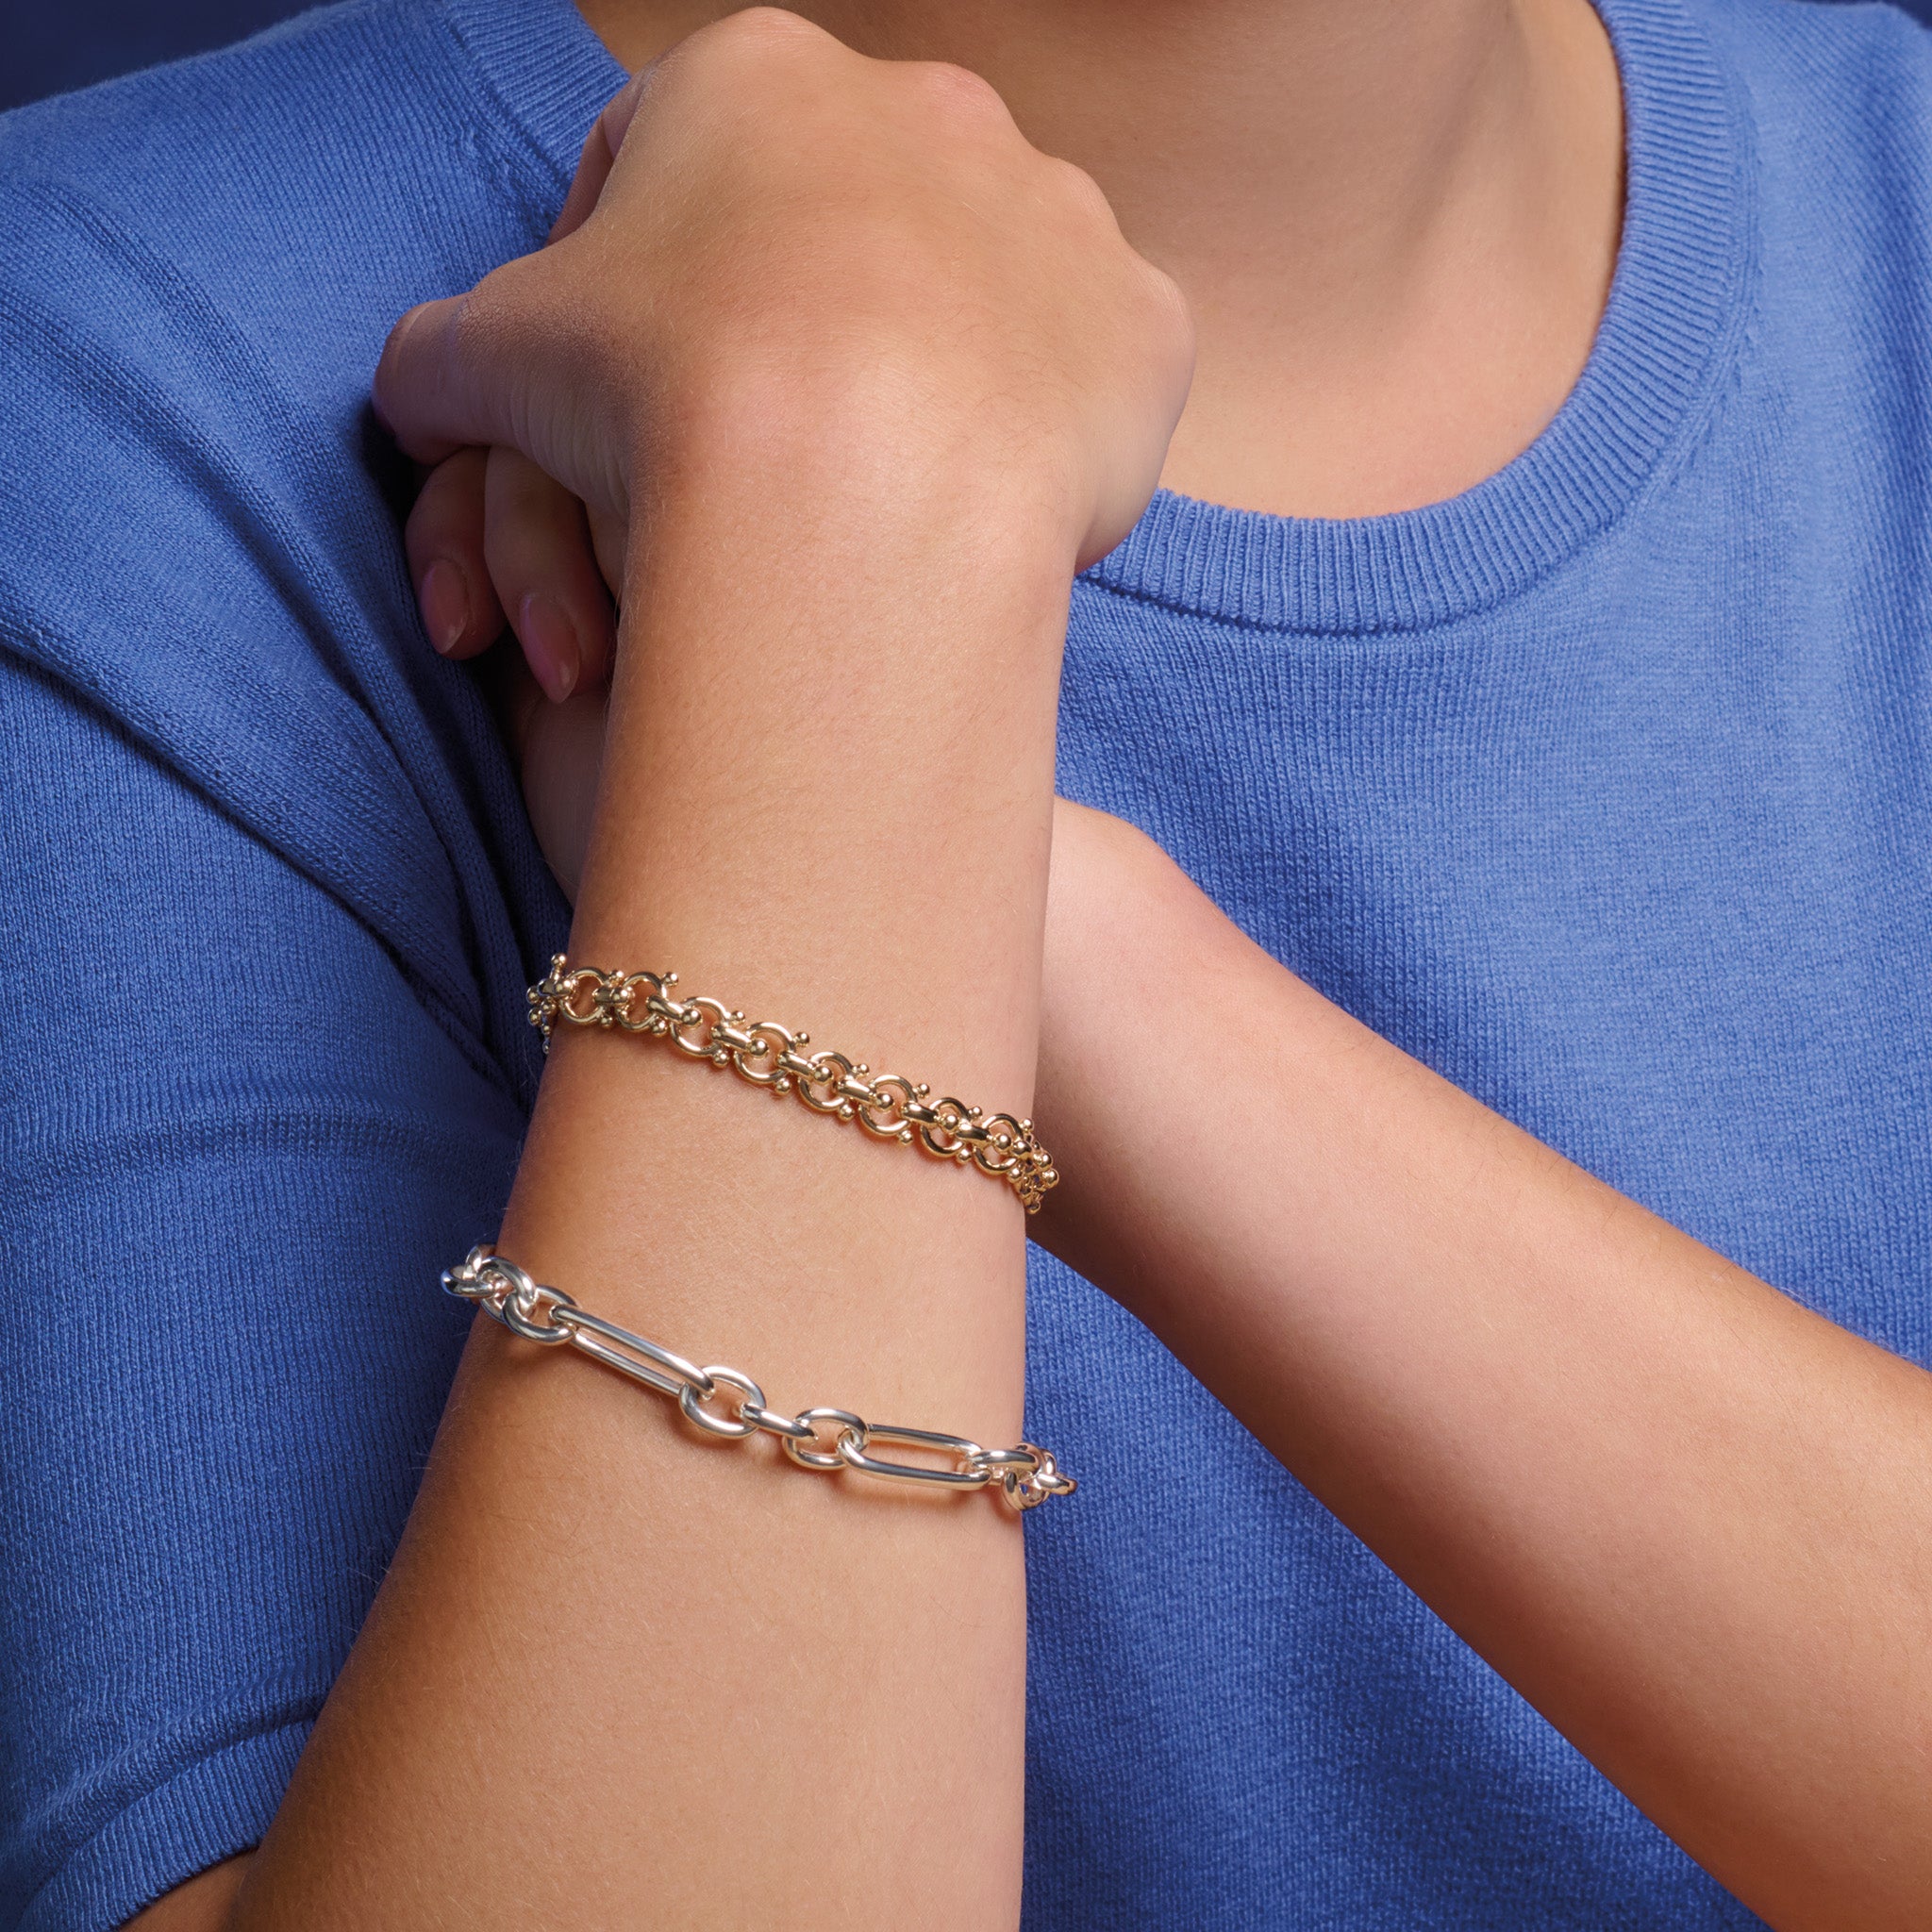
0,0,572,1090
1692,0,1932,194
0,0,561,510
1674,0,1932,493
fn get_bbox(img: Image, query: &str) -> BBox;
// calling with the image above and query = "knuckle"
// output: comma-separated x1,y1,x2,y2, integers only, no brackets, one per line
451,259,529,361
699,6,824,69
906,59,1008,127
1043,154,1115,226
1141,260,1195,349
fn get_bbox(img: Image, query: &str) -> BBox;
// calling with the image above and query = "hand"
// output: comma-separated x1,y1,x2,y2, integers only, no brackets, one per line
380,6,1192,706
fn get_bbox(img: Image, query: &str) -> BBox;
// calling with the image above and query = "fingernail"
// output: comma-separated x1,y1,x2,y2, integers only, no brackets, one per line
520,591,580,703
420,558,470,655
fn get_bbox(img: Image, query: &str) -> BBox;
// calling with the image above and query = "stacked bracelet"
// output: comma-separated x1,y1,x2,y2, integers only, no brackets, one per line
527,956,1059,1212
446,1246,1075,1510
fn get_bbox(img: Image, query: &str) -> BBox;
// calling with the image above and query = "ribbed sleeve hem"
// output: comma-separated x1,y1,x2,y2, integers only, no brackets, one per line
20,1721,311,1932
440,0,625,191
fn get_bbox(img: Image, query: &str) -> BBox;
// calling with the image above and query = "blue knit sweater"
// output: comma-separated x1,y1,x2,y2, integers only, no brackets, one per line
2,0,1927,1924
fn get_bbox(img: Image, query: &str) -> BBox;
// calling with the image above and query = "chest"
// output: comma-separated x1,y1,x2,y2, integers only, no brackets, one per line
1054,561,1932,1344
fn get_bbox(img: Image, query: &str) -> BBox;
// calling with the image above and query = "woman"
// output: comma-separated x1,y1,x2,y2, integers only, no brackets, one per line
3,0,1928,1926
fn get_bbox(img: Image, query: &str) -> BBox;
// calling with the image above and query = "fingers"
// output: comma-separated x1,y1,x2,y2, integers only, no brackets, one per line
406,448,506,658
407,444,617,706
485,446,617,704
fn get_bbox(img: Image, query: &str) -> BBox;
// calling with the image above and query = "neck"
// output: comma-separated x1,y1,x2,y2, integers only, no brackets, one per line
576,0,1624,518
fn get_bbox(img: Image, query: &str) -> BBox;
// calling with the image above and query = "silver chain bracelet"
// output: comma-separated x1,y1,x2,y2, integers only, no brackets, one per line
444,1246,1076,1510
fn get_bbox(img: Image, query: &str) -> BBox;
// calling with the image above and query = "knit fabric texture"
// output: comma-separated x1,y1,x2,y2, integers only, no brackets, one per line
2,0,1927,1924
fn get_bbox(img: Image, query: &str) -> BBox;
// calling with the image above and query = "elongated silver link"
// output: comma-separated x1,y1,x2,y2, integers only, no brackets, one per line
443,1246,1074,1510
525,957,1058,1213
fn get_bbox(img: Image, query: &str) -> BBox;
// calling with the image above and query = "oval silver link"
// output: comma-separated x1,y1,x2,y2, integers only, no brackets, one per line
449,1245,1071,1509
497,1271,579,1346
740,1402,814,1441
678,1365,767,1440
837,1423,994,1490
784,1407,870,1472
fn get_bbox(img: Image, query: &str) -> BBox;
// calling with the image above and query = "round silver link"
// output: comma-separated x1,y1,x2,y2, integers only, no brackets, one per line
677,1365,767,1440
498,1280,578,1345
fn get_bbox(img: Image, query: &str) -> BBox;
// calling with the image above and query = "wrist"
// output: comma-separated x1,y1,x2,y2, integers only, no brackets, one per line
644,344,1092,591
570,376,1073,1112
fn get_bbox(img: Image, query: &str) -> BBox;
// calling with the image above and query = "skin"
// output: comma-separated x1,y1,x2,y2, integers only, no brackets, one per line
141,1,1932,1928
144,14,1187,1928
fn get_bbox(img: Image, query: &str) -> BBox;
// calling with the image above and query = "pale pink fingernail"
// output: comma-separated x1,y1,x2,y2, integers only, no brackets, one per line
520,591,580,703
419,558,471,655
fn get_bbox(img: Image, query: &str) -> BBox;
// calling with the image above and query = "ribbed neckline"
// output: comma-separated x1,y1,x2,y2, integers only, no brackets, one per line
1092,0,1751,634
441,0,1748,638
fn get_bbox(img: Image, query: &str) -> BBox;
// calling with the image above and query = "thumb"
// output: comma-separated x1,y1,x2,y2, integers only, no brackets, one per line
372,292,504,465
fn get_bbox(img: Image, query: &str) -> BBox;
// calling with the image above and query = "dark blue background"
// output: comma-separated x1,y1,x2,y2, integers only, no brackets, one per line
7,0,1932,114
3,1,320,111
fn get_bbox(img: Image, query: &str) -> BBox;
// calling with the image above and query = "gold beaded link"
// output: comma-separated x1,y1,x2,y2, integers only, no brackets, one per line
526,956,1059,1213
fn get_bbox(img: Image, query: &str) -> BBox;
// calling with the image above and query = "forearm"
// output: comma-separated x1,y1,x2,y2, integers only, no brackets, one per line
229,408,1070,1926
1036,808,1932,1931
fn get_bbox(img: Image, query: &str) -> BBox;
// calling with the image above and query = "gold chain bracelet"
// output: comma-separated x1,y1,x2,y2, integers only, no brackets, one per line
526,956,1059,1212
446,1246,1075,1509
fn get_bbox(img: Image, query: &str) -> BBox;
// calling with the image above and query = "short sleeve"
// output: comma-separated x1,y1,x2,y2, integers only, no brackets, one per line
0,148,563,1927
0,653,530,1929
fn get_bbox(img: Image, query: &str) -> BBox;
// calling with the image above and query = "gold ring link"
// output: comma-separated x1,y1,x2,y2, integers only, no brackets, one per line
793,1049,856,1117
854,1074,919,1144
611,971,670,1032
668,995,732,1060
527,958,1058,1212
